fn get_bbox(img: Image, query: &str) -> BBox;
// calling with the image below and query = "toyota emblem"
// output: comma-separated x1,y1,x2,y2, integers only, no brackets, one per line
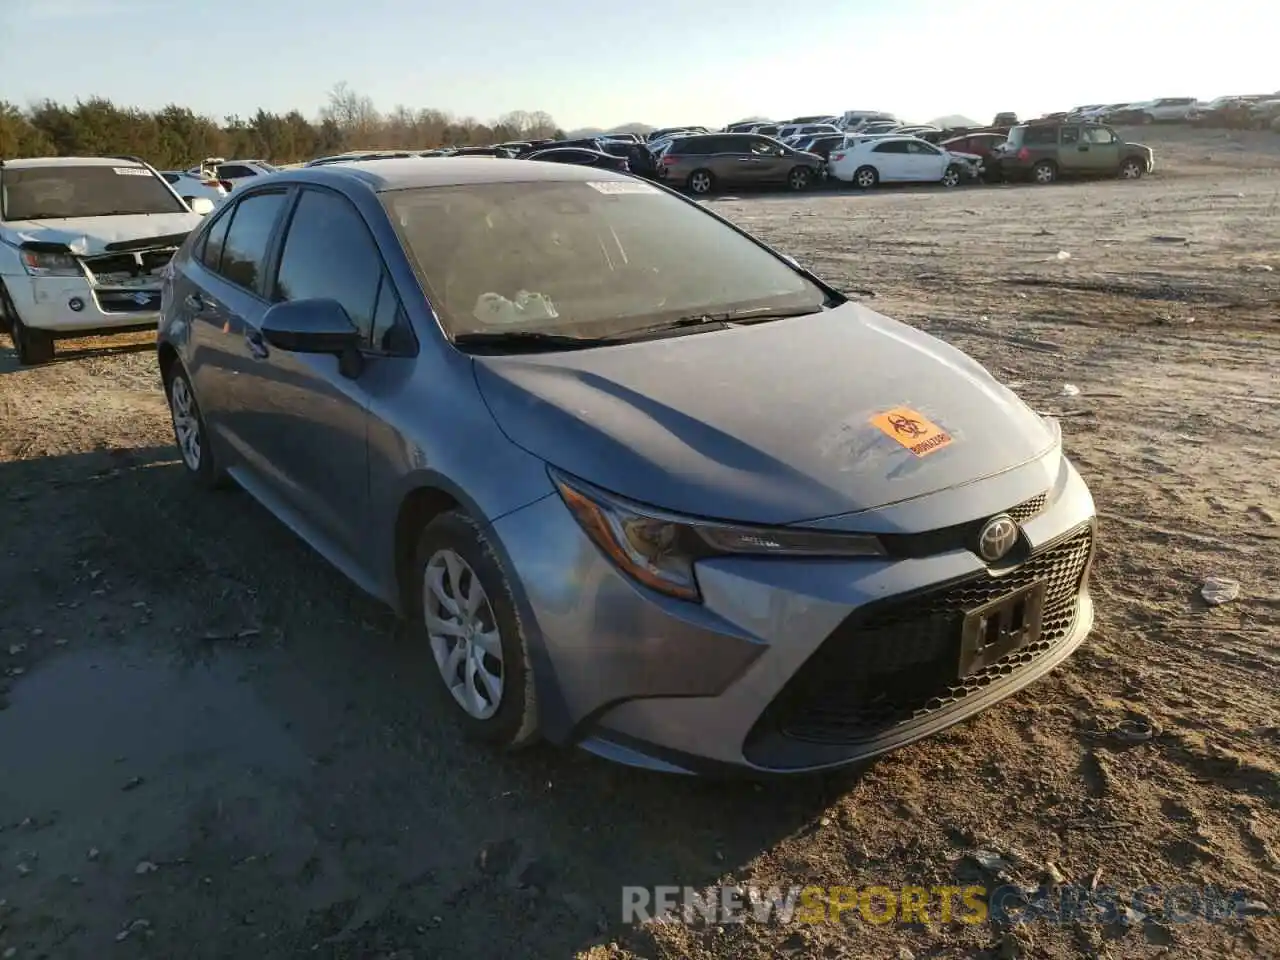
976,514,1019,562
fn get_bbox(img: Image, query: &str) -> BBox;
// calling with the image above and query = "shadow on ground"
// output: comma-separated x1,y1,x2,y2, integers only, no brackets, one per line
0,445,851,960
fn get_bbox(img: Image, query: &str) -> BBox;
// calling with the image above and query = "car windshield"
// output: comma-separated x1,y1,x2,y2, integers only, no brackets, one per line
1,165,186,220
382,180,829,340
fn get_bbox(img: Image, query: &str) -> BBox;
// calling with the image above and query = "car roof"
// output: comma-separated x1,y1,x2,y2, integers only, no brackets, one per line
1,156,147,169
269,157,635,192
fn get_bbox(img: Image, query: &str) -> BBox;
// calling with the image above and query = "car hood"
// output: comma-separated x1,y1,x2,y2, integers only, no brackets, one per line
472,303,1058,526
1123,142,1153,154
0,212,202,256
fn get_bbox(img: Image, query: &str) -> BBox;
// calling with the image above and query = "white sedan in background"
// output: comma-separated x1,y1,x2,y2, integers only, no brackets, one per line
160,171,229,206
828,135,979,188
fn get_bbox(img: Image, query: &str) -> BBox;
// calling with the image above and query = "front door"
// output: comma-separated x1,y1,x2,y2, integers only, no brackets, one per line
246,186,391,564
1077,125,1121,173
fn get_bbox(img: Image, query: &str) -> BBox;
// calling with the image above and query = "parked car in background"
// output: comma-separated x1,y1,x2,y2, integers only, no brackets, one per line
940,132,1008,181
156,156,1098,775
656,133,823,195
526,148,630,172
840,110,897,129
996,122,1152,183
748,123,782,137
1127,97,1200,123
828,136,972,188
776,122,842,141
993,112,1018,127
186,158,277,190
0,156,211,364
791,133,847,163
161,170,230,205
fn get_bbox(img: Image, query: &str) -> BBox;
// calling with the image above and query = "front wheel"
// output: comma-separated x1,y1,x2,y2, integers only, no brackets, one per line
412,511,539,749
941,165,962,187
787,166,813,191
6,296,55,365
1119,158,1145,180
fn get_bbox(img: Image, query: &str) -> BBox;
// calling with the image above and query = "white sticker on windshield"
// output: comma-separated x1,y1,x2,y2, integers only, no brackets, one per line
113,167,151,176
586,180,660,195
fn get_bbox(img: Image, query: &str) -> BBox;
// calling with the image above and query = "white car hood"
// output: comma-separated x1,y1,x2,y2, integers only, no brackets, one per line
1,212,202,256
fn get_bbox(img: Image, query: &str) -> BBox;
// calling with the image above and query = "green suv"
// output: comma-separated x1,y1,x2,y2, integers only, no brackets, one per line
997,121,1153,184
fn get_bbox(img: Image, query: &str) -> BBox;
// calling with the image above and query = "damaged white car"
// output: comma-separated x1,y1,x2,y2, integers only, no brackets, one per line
1,156,214,365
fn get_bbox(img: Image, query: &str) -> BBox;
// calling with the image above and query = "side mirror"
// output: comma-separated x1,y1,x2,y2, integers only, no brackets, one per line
260,298,363,355
189,197,215,216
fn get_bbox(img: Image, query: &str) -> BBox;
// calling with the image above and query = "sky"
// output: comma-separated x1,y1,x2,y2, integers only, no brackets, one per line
1,0,1276,132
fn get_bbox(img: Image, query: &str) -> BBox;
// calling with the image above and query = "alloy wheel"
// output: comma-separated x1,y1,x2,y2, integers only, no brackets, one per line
789,168,810,190
423,549,504,720
941,167,961,187
169,375,202,470
1121,160,1142,179
689,172,712,194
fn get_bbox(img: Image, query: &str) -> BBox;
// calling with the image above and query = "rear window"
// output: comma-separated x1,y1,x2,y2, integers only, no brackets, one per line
383,180,827,340
1,165,187,220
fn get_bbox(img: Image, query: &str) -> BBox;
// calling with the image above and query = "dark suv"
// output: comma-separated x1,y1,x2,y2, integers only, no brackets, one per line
656,133,824,195
997,121,1153,184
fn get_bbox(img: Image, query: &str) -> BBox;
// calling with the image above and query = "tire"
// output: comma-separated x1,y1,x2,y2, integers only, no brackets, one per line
165,366,226,488
787,166,812,191
941,165,962,187
3,285,55,365
853,165,879,189
1140,113,1154,125
411,510,539,749
686,169,715,195
1031,160,1057,185
1119,158,1144,180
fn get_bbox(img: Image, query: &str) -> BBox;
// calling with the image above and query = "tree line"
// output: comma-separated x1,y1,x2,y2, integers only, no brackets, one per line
0,82,565,169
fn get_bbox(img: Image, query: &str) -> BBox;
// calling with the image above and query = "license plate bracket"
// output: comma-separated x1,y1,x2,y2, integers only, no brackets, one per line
958,580,1047,678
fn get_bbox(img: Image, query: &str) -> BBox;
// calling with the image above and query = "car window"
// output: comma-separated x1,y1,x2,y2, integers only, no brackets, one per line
1061,126,1081,144
218,164,256,180
872,140,908,153
384,180,827,342
273,188,383,341
218,190,288,296
198,206,234,270
750,138,781,156
1023,126,1058,145
1085,127,1116,144
371,272,409,352
907,141,940,155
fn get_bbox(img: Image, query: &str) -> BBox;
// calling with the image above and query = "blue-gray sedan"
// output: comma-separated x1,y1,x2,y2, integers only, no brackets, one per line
157,158,1097,775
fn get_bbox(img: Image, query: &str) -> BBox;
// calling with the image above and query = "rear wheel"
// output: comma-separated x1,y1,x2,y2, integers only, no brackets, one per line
166,366,226,488
1119,158,1144,180
787,166,813,191
853,165,879,189
1032,160,1057,185
687,169,715,195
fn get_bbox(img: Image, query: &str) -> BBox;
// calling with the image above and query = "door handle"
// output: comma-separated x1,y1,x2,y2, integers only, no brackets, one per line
184,293,204,311
244,328,269,359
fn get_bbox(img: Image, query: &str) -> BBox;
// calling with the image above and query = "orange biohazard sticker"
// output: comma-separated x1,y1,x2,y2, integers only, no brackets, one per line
869,407,954,457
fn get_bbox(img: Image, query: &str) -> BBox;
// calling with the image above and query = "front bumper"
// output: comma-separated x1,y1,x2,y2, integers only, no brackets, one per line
2,274,162,334
492,453,1098,775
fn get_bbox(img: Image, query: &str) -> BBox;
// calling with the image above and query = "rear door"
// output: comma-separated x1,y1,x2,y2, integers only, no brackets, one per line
183,187,292,476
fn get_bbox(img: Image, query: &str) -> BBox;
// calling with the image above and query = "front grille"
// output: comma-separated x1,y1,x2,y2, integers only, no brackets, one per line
83,249,175,284
754,524,1093,746
95,289,161,314
879,490,1049,559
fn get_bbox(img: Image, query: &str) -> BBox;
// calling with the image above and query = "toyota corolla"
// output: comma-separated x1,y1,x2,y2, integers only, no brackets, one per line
157,159,1097,775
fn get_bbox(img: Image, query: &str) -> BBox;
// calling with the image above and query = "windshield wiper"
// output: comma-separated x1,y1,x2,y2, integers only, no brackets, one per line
452,331,625,353
619,304,826,340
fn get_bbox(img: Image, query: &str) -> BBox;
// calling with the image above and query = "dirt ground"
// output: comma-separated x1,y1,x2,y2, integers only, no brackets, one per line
2,126,1277,960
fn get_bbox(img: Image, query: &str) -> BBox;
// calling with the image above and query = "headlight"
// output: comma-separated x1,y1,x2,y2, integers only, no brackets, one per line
550,469,884,602
20,249,81,278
